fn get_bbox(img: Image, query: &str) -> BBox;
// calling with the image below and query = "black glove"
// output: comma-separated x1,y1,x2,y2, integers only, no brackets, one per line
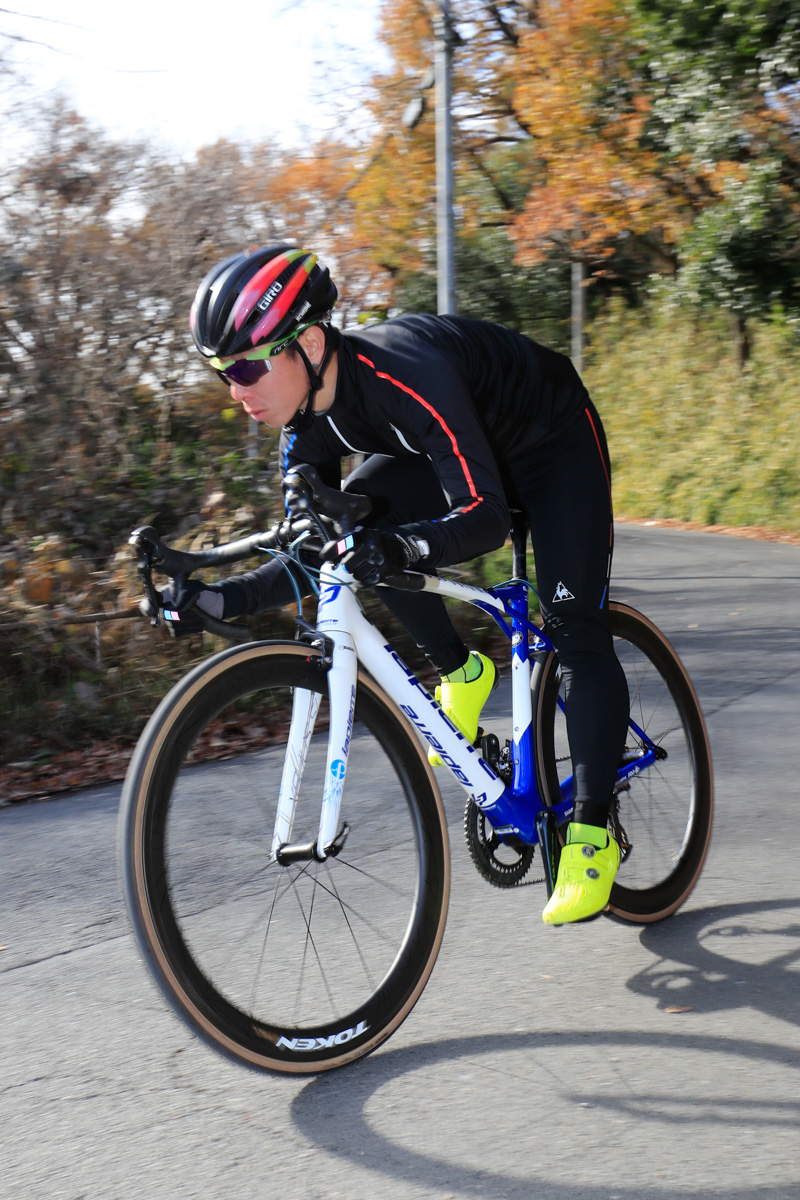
157,578,225,637
321,528,424,587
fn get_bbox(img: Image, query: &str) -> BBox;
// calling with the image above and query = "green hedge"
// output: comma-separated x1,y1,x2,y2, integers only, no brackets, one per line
586,303,800,532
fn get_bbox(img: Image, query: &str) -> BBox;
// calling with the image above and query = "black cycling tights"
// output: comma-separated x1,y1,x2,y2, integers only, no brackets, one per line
344,402,630,828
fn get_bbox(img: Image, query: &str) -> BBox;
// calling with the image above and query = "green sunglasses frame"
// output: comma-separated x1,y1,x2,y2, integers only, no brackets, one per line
209,322,317,375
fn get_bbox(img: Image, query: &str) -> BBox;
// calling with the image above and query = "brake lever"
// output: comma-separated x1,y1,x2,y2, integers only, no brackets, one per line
282,481,334,544
129,528,164,627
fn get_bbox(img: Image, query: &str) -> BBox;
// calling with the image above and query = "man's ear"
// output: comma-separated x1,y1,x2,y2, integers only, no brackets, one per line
298,325,326,365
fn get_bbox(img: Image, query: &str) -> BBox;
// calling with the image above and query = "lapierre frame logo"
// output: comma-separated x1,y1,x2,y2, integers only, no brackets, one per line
384,645,497,796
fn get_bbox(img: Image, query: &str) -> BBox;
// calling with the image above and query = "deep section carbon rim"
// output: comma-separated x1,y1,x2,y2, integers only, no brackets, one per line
119,642,449,1073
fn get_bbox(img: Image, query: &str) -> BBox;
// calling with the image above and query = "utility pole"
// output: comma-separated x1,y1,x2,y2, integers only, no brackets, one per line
401,2,457,314
571,259,585,374
435,0,456,315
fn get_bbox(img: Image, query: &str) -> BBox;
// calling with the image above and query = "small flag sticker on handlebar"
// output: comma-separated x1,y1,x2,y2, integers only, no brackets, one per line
164,610,180,621
336,535,355,555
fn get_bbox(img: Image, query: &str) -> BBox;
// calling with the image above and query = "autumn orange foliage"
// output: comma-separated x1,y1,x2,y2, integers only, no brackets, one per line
510,0,680,262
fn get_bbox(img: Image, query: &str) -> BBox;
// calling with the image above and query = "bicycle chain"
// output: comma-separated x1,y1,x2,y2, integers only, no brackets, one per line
557,755,633,863
608,793,633,863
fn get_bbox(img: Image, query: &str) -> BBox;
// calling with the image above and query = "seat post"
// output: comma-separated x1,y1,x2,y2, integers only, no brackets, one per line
510,511,528,579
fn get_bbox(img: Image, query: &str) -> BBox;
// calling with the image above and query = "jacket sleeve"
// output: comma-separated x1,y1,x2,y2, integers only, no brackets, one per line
214,427,342,618
358,353,510,568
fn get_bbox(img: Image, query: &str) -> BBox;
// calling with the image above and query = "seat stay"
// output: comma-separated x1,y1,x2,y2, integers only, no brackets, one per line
550,694,663,804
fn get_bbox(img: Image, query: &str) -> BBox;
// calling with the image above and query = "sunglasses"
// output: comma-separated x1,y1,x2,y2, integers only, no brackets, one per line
210,345,275,387
209,323,315,387
212,357,271,387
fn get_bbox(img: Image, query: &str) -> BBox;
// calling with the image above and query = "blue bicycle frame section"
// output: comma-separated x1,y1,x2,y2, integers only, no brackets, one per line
480,580,660,836
317,566,562,847
476,579,574,840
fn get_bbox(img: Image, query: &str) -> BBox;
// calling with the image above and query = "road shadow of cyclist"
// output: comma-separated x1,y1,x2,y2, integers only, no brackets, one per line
627,898,800,1025
290,1024,800,1200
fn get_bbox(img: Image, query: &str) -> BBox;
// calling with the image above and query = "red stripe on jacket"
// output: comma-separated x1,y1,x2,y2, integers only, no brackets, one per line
357,353,482,507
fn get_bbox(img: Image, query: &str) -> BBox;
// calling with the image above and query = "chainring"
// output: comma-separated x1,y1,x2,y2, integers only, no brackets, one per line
464,798,538,888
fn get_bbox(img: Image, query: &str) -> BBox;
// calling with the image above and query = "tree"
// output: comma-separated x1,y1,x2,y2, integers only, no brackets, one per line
511,0,687,274
0,104,160,554
508,0,800,345
349,0,566,326
638,0,800,351
0,101,392,560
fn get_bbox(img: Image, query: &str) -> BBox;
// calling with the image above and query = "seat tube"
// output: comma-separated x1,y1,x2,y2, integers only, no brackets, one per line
505,515,536,800
508,589,536,801
511,511,528,580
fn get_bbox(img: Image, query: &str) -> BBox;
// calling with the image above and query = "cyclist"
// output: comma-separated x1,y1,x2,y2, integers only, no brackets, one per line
178,243,630,926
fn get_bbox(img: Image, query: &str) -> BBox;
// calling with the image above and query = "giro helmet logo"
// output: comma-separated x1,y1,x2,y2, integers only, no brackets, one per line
257,280,283,311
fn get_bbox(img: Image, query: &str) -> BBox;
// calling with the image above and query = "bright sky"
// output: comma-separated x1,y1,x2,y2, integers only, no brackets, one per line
1,0,386,155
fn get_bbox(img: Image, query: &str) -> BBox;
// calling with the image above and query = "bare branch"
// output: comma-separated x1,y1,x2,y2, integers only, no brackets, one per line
487,2,519,46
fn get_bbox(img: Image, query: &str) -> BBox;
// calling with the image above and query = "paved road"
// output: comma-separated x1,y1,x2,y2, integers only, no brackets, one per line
3,524,800,1200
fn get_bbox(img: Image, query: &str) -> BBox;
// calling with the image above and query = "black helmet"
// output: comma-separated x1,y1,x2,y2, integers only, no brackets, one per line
190,244,337,359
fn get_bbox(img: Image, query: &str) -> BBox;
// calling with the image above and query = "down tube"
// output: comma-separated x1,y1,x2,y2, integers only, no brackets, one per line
351,614,539,842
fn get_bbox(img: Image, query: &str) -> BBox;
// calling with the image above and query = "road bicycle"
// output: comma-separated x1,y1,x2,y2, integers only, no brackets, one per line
119,464,713,1075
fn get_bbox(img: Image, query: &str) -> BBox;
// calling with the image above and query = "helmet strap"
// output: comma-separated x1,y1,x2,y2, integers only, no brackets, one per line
284,326,336,433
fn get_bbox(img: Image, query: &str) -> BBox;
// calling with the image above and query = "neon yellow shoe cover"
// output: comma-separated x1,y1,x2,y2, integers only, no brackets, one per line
542,827,620,925
428,652,496,767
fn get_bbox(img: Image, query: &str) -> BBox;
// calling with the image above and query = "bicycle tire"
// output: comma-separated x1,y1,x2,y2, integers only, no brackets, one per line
533,602,713,923
118,639,450,1074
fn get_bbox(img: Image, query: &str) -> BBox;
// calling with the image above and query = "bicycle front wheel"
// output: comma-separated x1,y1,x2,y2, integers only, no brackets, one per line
533,602,713,923
118,640,450,1074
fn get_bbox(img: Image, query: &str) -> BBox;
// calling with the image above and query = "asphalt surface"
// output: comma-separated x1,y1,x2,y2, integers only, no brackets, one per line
3,522,800,1200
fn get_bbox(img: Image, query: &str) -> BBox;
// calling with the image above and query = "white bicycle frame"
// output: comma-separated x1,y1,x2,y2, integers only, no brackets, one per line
271,561,540,860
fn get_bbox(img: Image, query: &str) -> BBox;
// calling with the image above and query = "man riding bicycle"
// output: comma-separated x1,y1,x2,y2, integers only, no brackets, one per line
175,243,630,926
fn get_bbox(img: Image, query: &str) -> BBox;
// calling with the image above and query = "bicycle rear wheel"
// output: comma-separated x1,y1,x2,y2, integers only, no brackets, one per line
533,602,713,923
119,640,450,1074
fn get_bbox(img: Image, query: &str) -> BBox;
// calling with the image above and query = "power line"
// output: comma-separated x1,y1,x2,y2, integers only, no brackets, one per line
0,6,85,30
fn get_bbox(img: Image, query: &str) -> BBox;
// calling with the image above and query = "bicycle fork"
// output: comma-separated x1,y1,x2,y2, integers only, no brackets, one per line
271,631,358,865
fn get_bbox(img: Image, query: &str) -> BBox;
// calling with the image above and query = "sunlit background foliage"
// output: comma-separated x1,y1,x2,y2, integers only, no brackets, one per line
1,1,799,765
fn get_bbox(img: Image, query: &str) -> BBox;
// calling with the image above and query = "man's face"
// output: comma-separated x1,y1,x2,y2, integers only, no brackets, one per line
228,347,310,428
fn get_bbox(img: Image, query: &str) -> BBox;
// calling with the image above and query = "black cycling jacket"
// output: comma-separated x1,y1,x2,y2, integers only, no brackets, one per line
220,314,588,617
279,314,588,568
